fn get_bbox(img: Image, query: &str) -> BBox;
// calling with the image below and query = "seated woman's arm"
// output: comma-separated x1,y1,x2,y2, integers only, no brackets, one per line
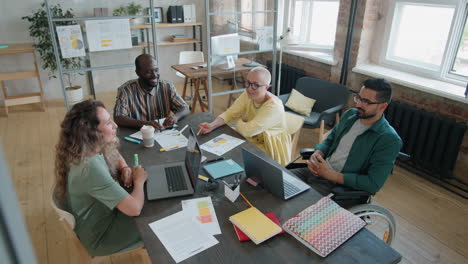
116,166,147,216
199,92,248,134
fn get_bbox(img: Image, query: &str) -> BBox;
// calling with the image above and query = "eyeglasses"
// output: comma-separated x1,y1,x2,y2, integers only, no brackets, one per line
245,81,268,90
353,93,385,106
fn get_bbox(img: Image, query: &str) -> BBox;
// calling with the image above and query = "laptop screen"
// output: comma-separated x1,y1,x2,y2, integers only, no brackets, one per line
185,127,202,186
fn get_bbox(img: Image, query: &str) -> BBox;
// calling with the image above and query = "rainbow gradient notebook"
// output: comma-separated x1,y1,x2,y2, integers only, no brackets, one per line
282,196,366,257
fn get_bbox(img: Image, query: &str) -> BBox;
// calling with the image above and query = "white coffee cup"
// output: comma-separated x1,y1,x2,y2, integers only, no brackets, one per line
140,125,155,148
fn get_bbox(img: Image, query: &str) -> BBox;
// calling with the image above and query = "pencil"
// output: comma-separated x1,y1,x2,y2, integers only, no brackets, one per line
197,127,203,136
160,144,181,152
240,192,253,207
173,124,189,136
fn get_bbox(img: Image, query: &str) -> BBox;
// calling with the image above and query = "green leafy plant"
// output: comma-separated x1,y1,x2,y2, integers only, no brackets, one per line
22,3,83,88
113,2,143,16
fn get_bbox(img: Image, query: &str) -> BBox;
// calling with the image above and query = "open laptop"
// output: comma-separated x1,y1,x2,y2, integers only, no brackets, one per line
242,148,310,200
146,127,202,200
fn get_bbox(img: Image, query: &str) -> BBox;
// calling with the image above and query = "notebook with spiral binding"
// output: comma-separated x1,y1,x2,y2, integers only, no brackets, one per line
282,196,366,257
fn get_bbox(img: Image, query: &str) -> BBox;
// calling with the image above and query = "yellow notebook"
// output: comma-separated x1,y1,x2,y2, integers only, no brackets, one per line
229,207,282,245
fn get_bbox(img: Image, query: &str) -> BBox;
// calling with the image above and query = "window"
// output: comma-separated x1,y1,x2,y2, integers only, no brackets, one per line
386,3,454,71
281,0,340,53
449,4,468,79
382,0,468,94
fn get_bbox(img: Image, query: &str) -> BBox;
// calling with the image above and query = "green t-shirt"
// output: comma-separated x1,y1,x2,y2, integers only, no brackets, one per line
67,154,141,256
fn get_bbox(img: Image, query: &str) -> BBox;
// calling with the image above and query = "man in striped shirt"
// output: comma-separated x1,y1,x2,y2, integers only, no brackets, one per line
113,54,189,130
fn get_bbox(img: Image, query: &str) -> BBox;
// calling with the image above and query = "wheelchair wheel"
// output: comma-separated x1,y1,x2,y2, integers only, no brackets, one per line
348,204,396,245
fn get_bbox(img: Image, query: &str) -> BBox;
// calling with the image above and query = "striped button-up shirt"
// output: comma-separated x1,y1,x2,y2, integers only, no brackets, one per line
113,79,187,121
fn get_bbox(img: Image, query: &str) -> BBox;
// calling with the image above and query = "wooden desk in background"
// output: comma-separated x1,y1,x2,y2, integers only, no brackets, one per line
0,43,45,115
171,58,256,113
118,112,402,264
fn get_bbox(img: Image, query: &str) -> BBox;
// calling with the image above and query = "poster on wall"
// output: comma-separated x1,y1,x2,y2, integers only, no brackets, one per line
56,25,86,58
256,26,274,51
85,19,132,52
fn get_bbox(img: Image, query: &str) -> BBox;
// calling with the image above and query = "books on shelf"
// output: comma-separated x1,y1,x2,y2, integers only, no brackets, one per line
171,34,189,42
282,196,366,257
232,212,284,242
229,207,282,245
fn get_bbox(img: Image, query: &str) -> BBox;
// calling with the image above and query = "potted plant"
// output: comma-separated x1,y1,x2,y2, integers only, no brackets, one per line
22,3,84,105
113,2,143,25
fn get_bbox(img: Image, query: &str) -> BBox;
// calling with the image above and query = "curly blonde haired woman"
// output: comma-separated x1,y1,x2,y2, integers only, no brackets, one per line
55,99,147,256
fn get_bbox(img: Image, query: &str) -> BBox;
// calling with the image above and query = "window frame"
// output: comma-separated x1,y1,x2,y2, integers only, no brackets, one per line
281,0,339,54
379,0,468,88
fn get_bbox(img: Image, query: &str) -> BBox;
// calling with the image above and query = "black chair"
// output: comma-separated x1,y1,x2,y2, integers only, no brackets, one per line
278,77,349,132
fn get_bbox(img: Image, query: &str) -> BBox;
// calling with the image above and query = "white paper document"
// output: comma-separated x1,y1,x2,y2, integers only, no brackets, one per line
129,124,188,150
149,211,218,263
85,19,132,52
181,197,221,235
200,134,245,156
56,25,86,58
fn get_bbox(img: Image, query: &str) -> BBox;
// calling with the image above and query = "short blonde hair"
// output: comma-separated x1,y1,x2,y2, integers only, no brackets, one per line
249,67,271,86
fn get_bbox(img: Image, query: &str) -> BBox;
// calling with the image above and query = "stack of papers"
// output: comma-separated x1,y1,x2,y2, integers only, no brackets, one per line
130,128,188,150
148,197,221,263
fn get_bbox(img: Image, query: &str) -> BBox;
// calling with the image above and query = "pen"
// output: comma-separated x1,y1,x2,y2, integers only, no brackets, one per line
198,175,212,182
160,144,181,152
134,154,139,167
221,179,232,188
197,124,205,136
124,136,141,144
240,193,253,207
173,124,189,136
204,157,225,164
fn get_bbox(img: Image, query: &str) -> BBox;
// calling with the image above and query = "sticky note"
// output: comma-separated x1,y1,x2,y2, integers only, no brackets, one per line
198,207,210,216
197,201,209,208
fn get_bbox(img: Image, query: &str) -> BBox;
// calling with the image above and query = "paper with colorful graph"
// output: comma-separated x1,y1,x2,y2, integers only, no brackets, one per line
181,197,221,235
200,134,245,156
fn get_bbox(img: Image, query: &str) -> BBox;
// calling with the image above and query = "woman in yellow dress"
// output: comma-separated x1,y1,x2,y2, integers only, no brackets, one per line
199,67,292,166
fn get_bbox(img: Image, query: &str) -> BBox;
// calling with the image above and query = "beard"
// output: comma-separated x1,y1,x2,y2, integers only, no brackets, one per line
102,138,121,178
356,107,376,119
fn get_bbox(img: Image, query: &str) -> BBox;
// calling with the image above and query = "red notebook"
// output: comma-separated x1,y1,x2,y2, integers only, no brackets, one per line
233,212,285,241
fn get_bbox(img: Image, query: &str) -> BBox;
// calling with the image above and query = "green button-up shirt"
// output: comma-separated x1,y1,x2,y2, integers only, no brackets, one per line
315,108,402,193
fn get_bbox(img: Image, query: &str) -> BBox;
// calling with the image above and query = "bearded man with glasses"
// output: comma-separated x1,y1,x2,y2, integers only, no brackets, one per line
290,78,402,195
199,67,292,166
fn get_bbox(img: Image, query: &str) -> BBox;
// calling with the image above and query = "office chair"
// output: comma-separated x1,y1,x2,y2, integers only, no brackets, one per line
279,77,349,140
285,150,410,245
50,187,150,263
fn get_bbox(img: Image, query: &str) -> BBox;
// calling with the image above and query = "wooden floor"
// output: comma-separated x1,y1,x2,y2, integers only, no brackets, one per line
0,82,467,263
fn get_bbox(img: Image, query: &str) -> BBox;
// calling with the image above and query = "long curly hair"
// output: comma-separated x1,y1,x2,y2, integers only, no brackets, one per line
55,100,106,205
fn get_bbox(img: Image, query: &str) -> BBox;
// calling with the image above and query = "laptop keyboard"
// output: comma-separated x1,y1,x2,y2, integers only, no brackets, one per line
165,166,188,192
284,181,301,197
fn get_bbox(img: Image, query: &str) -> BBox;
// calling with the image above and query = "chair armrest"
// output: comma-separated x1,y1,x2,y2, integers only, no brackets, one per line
331,186,373,201
318,104,345,120
300,148,316,160
397,152,411,161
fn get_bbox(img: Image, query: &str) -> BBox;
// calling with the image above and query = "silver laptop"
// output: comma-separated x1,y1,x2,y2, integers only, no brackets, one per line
146,127,202,200
242,148,310,200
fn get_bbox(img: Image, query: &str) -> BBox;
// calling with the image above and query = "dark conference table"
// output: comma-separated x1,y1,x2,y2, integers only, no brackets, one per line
118,113,402,264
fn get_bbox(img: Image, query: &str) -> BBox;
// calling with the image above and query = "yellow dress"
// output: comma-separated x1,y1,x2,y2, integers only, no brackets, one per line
219,91,292,166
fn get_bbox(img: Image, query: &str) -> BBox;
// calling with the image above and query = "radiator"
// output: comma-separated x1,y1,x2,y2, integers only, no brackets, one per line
385,101,467,179
267,61,306,95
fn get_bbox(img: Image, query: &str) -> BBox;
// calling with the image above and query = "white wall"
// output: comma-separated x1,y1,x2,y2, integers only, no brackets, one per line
0,0,206,102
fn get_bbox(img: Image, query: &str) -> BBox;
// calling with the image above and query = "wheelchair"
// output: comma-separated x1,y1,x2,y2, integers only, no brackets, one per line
286,149,409,246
